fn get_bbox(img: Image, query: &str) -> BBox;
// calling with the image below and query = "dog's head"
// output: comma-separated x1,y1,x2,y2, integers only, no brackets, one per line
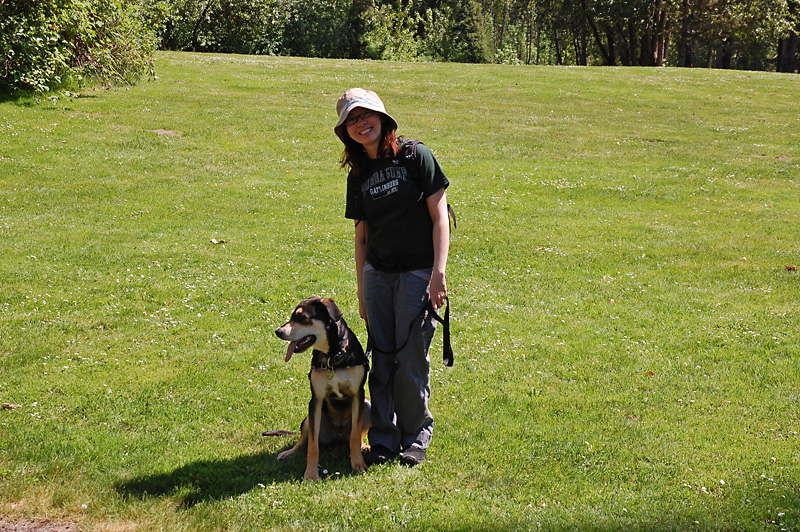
275,297,343,362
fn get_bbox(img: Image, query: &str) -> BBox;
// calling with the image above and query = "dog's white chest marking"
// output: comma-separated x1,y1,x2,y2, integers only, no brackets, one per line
311,366,363,398
329,382,346,398
326,374,348,398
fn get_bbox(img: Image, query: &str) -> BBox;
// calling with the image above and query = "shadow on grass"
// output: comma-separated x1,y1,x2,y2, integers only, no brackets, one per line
0,92,37,105
116,445,356,508
0,88,98,105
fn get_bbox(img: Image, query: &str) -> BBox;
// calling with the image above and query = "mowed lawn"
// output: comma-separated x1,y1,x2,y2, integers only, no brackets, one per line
1,52,799,531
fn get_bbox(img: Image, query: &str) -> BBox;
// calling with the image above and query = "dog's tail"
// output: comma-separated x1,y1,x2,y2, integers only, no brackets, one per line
262,430,298,437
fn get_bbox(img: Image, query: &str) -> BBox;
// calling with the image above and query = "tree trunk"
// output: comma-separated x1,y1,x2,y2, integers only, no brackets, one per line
554,30,563,64
525,10,534,64
573,22,588,65
717,38,733,69
642,0,656,65
579,23,588,65
676,0,691,67
536,17,542,64
654,0,666,66
628,19,639,66
192,0,216,52
498,0,508,49
605,26,617,65
617,21,631,65
580,0,614,65
779,0,800,72
777,34,799,72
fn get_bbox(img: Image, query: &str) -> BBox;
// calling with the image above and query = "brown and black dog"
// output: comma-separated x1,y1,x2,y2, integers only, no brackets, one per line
267,297,370,480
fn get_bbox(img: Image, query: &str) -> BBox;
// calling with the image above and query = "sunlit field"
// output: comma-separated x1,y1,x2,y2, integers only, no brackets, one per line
1,52,798,531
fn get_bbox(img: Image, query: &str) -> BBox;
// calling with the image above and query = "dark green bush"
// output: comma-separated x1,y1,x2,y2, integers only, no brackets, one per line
422,0,493,63
1,0,160,95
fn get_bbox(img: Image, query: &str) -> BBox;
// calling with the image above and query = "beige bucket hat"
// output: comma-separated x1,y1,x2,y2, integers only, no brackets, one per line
334,88,398,144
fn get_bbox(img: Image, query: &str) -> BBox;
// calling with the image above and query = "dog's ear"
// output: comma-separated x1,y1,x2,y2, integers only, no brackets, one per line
320,298,343,322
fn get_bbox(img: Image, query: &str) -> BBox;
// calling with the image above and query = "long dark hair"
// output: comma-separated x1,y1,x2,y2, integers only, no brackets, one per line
340,115,401,177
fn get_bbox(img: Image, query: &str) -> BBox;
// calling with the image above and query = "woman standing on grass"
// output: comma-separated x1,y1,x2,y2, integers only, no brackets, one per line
335,88,450,467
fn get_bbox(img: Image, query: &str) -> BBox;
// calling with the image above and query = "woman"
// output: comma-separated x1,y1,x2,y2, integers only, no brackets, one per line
334,88,450,467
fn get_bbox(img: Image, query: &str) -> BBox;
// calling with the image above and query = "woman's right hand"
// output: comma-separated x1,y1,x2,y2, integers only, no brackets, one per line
358,290,368,326
355,220,369,326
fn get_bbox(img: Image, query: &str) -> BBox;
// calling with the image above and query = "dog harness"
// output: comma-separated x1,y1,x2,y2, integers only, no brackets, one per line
310,325,369,379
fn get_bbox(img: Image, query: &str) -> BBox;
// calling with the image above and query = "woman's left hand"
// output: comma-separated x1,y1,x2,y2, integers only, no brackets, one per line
430,270,447,310
426,188,449,311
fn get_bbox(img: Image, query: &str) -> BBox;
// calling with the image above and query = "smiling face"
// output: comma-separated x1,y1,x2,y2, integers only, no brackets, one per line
345,107,383,158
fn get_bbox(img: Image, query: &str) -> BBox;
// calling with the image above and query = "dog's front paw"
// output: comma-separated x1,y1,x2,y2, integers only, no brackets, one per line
303,467,320,481
351,456,368,473
277,449,295,461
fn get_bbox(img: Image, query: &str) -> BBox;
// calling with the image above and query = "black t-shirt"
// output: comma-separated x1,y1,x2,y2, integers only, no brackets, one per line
345,140,449,272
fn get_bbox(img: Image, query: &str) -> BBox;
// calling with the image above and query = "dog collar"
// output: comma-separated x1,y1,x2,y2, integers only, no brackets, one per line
313,348,344,368
321,349,346,366
314,355,340,380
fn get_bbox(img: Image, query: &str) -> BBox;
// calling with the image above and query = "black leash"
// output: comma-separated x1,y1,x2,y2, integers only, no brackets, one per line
366,297,453,366
427,297,453,367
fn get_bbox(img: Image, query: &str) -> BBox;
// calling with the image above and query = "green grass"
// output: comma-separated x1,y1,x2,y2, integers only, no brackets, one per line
1,52,798,531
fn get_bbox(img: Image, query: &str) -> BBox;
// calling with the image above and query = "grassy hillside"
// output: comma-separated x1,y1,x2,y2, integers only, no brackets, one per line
1,52,798,531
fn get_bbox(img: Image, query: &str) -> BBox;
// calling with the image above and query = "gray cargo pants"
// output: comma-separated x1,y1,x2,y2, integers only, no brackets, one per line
362,263,436,452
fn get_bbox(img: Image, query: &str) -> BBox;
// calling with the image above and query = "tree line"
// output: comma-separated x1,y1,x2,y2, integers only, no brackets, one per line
154,0,800,69
2,0,798,94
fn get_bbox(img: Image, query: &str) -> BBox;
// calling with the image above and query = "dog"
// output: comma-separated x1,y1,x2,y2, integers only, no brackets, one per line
266,297,371,480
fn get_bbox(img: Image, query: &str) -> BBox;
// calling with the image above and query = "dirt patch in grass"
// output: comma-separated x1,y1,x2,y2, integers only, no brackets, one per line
150,129,181,137
0,519,78,532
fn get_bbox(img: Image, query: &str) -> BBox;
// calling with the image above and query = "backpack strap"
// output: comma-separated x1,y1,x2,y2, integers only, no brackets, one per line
400,138,457,232
399,139,422,192
402,138,421,161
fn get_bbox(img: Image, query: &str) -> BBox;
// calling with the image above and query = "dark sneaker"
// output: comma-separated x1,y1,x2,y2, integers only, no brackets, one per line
399,446,426,467
364,444,398,466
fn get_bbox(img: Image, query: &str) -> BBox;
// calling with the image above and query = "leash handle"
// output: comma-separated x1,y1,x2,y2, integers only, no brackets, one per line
426,297,453,367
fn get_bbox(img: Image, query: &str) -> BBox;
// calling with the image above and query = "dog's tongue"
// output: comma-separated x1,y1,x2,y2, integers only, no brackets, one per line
285,341,300,362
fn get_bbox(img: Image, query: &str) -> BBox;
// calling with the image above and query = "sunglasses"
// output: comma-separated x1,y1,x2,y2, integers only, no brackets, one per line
345,110,375,127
